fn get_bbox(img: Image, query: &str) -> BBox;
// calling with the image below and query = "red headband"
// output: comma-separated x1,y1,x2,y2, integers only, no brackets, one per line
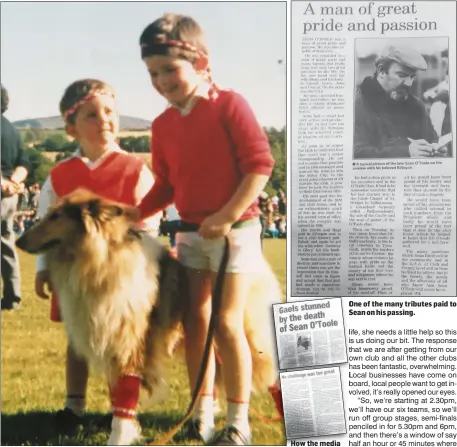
141,38,208,60
62,90,115,122
141,38,220,101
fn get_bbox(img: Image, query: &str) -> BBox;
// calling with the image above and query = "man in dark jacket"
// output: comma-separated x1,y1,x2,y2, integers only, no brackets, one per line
354,45,442,159
1,85,29,310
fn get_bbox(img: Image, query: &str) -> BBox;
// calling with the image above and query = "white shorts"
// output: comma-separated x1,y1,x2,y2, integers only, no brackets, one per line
176,222,264,273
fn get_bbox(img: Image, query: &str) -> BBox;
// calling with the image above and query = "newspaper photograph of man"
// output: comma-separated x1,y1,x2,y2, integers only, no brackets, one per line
353,37,452,159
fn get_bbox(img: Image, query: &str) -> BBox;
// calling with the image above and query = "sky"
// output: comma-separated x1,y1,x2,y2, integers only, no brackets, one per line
1,1,286,129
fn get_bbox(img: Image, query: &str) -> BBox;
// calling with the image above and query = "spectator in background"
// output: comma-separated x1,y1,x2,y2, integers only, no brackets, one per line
24,211,37,230
258,191,270,248
277,215,286,238
277,189,286,216
17,183,29,212
1,85,29,311
266,217,279,238
161,204,181,250
29,183,41,211
270,193,279,212
353,44,442,159
13,214,25,236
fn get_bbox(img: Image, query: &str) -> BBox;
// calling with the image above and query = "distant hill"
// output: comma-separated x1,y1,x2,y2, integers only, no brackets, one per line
13,115,151,130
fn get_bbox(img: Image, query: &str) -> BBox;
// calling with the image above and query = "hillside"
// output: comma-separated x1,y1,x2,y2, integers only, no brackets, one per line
13,115,151,130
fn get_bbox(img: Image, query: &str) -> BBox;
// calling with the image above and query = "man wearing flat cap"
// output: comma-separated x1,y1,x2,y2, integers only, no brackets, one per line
354,44,443,159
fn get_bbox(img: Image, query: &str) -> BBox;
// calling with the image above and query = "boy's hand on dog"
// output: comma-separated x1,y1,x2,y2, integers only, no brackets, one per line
198,211,233,239
35,271,53,299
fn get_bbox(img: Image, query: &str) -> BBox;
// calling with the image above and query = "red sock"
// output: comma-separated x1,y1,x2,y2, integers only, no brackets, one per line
268,384,284,417
110,375,141,419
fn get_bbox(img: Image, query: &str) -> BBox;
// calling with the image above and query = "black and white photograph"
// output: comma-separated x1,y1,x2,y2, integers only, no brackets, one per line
297,333,312,353
353,37,452,159
273,298,348,370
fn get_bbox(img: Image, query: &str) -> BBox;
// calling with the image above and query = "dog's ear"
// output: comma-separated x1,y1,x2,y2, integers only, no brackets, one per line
86,199,124,222
61,203,84,222
87,199,101,218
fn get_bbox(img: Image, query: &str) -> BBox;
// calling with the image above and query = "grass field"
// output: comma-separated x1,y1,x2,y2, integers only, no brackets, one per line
1,239,286,446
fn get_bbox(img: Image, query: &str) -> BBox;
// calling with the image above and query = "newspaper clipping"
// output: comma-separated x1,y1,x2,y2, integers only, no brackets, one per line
274,298,347,369
291,0,456,297
281,367,347,439
287,1,456,447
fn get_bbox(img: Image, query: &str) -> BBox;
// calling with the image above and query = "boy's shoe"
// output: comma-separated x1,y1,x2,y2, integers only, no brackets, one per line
210,426,251,446
181,419,215,444
107,417,142,446
54,407,84,434
1,299,20,311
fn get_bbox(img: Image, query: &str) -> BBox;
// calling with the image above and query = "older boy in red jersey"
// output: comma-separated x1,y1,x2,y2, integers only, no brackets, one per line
127,14,277,445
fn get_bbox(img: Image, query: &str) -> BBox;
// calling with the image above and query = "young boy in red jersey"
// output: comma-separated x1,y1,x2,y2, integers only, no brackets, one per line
35,79,161,445
127,14,277,445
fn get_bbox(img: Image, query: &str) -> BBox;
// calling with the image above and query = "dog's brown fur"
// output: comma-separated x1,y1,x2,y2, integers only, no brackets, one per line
16,189,279,398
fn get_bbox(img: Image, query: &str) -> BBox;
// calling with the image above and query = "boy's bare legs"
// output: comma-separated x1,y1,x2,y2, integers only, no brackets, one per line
213,272,252,442
55,343,89,432
65,343,89,416
183,267,216,441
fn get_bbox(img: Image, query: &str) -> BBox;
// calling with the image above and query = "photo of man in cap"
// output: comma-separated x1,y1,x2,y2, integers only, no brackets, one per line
353,42,447,159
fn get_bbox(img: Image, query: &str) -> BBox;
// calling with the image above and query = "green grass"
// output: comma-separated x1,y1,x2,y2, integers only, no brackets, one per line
1,239,286,446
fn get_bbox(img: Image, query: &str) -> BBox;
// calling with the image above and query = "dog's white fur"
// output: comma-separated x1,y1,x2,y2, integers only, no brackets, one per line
16,188,280,401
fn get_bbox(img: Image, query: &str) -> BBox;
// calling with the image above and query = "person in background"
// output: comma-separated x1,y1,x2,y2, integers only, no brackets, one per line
270,193,279,212
13,214,25,236
28,183,41,211
258,191,270,249
164,203,181,251
277,189,286,216
266,212,279,239
1,84,29,311
17,183,29,212
277,215,286,238
24,210,37,230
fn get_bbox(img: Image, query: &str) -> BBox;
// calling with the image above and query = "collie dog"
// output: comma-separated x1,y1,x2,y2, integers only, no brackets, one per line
16,190,280,437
